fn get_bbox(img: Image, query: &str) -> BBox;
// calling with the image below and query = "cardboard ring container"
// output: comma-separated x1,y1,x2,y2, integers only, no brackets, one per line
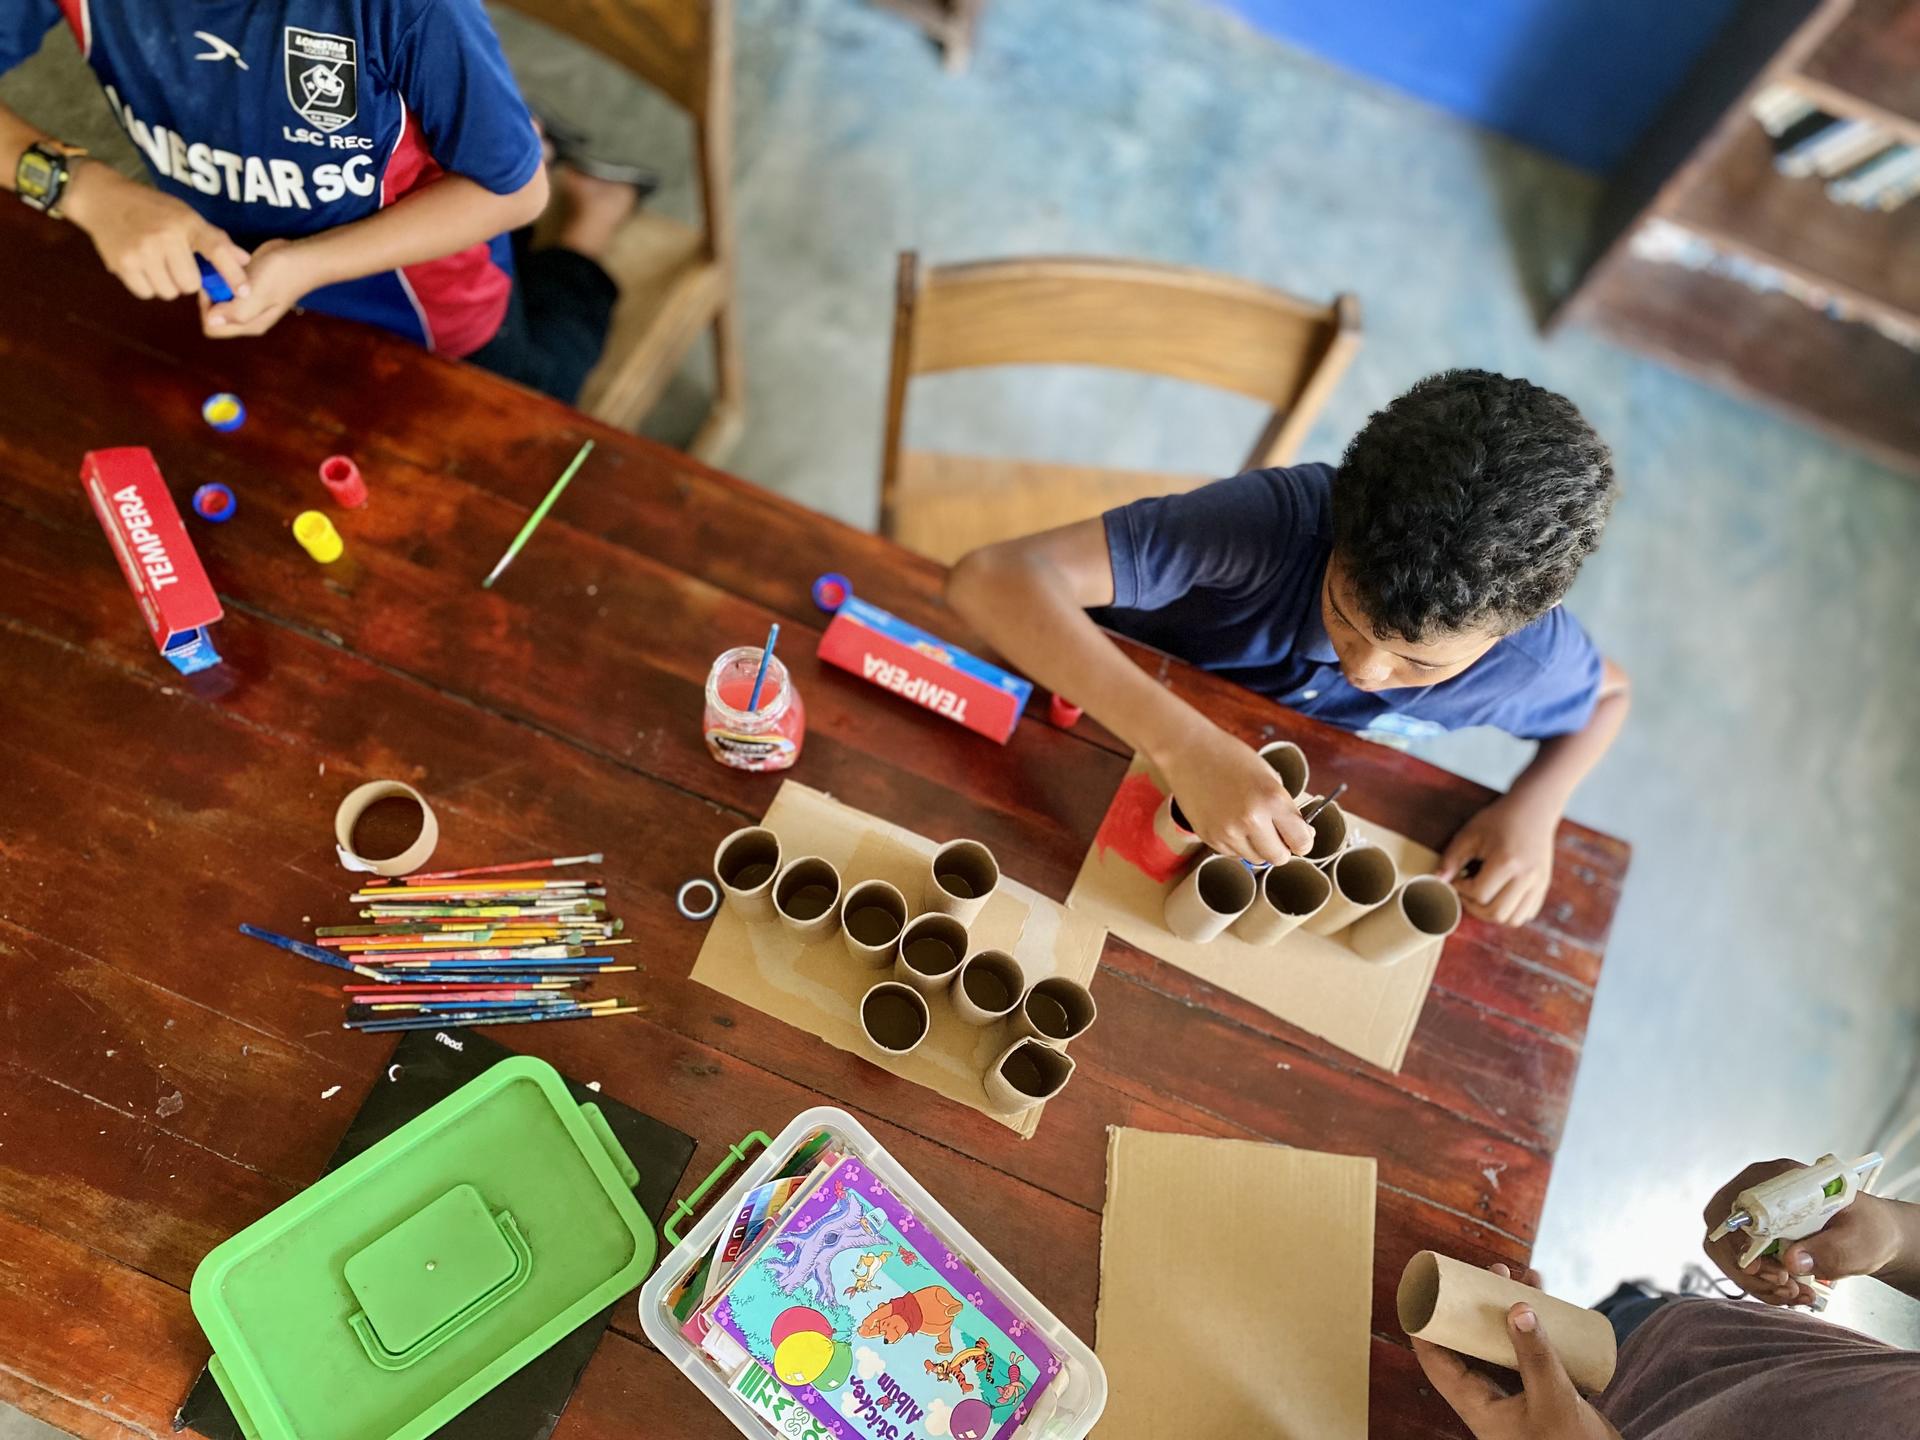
1396,1251,1617,1394
950,949,1027,1026
713,827,782,922
859,981,931,1056
840,879,909,968
894,912,968,994
1305,844,1398,935
1152,794,1207,868
1012,976,1098,1048
638,1107,1107,1439
1164,853,1257,942
923,838,1000,923
1348,875,1462,963
1230,856,1332,945
772,856,842,941
1256,740,1310,800
984,1037,1076,1114
1305,800,1350,868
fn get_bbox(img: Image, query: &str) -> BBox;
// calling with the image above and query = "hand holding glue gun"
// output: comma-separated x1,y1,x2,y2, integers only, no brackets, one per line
1703,1153,1888,1309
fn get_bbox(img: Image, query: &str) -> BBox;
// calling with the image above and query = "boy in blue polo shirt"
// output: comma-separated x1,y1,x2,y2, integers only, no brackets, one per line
0,0,637,400
948,370,1630,927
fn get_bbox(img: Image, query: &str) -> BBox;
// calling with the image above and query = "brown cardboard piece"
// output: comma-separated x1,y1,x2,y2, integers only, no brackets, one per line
690,781,1109,1137
1096,1129,1375,1440
1066,757,1444,1071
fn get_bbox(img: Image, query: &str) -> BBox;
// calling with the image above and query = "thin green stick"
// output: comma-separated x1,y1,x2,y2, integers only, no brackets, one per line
481,439,595,589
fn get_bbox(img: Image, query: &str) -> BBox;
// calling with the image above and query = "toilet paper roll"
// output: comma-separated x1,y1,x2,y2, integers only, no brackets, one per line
924,839,1000,924
951,949,1026,1025
859,981,930,1057
1011,976,1097,1047
1304,844,1397,935
895,912,968,994
1164,853,1257,942
714,826,782,922
773,856,842,941
333,780,438,877
1396,1251,1617,1394
1348,875,1462,963
1152,794,1206,868
982,1037,1075,1114
841,878,909,968
1230,857,1331,945
1256,740,1309,800
1304,799,1349,868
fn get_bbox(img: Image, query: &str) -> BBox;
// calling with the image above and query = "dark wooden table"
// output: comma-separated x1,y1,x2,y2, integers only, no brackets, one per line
0,203,1628,1440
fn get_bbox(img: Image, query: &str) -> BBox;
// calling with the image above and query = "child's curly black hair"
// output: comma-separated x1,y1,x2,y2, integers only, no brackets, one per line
1331,369,1616,643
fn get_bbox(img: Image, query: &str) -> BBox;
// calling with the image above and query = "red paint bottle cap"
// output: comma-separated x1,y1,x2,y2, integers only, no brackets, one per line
319,455,367,508
1049,693,1084,728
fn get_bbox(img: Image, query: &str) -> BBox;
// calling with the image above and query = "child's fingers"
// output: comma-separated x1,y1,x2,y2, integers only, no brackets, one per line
1458,856,1521,908
200,234,253,298
161,243,202,299
1434,828,1478,883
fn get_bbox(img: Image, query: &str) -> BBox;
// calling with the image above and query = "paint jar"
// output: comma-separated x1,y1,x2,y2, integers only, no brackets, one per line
703,644,806,772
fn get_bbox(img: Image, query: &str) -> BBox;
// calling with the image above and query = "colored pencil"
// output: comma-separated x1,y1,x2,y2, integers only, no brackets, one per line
401,853,604,883
747,622,780,712
347,1005,639,1035
239,924,387,980
481,438,595,589
361,878,596,893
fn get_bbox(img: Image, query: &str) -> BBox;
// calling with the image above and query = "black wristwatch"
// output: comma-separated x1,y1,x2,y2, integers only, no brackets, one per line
16,140,88,218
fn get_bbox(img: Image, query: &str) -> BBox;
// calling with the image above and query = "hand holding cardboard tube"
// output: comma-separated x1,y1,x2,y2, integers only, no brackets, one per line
1400,1254,1618,1409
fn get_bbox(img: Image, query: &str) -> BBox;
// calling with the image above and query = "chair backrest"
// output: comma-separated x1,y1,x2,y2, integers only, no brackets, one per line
493,0,734,263
880,252,1360,532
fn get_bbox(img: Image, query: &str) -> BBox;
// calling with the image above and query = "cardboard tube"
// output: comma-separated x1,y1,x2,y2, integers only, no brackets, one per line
1396,1251,1617,1394
983,1037,1075,1114
773,856,842,941
1305,844,1398,935
1349,876,1462,964
1256,740,1309,800
714,826,782,922
1152,794,1206,867
951,949,1025,1025
1164,853,1257,942
895,912,967,994
1230,857,1331,945
859,981,930,1057
333,780,438,877
924,839,1000,924
1305,799,1349,868
841,879,908,968
1012,976,1098,1048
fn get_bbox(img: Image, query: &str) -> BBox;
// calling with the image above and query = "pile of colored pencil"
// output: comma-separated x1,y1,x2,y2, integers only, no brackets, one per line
242,852,640,1035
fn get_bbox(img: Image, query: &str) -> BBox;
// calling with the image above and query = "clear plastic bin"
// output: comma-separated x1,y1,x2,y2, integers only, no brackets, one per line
638,1107,1106,1439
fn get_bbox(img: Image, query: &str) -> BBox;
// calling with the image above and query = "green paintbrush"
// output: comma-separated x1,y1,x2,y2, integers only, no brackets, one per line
481,439,595,589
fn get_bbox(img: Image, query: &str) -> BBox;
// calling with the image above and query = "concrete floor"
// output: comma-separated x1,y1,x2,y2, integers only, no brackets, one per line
4,0,1918,1417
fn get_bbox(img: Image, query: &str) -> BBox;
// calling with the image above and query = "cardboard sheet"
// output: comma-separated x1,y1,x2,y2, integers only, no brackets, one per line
1066,758,1443,1071
1096,1129,1376,1440
690,782,1109,1137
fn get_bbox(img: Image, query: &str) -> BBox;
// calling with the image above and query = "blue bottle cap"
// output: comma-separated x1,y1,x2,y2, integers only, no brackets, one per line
812,572,852,612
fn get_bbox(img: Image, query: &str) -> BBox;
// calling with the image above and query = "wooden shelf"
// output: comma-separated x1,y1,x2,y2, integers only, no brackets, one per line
1583,253,1920,476
1669,120,1920,329
1794,0,1920,128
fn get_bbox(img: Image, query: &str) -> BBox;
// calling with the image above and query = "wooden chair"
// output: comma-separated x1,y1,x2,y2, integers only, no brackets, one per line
494,0,743,462
879,254,1361,564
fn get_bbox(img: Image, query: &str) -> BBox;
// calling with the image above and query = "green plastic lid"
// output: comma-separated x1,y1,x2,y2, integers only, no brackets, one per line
191,1056,656,1440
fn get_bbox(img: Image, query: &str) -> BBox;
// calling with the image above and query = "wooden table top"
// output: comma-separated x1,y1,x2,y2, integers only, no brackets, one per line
0,204,1628,1440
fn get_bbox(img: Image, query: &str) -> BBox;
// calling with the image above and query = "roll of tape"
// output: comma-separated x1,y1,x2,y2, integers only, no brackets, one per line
333,780,439,877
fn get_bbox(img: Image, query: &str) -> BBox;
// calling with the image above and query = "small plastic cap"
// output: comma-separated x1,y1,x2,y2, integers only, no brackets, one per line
192,483,237,523
812,572,852,613
319,455,368,508
201,393,246,431
293,510,344,563
1049,693,1084,728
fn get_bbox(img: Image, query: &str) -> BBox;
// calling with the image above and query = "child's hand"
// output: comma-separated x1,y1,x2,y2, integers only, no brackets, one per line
1412,1264,1622,1440
1161,723,1314,865
1702,1159,1906,1306
203,239,314,338
64,165,250,302
1436,794,1559,926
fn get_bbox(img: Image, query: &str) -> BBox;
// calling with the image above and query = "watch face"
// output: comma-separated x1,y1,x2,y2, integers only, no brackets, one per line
18,151,56,200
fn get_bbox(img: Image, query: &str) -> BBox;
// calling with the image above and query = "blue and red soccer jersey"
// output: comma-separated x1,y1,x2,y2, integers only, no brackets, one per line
2,0,544,355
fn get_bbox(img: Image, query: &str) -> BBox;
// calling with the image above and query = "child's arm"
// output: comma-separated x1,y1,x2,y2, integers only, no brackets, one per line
948,521,1315,865
201,168,548,338
1,100,252,300
1435,657,1630,926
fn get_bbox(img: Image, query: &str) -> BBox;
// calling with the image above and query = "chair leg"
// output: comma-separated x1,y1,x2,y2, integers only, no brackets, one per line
691,303,745,465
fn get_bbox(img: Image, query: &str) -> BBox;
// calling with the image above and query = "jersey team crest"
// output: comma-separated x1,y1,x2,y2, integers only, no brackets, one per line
284,27,358,131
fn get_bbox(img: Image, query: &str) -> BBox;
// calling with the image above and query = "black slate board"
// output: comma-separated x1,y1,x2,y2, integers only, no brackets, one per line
175,1028,697,1440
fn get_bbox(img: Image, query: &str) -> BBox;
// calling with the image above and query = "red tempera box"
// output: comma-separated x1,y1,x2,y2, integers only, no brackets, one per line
81,447,225,674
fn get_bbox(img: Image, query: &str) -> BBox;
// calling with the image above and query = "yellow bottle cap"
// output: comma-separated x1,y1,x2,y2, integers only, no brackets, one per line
293,510,343,564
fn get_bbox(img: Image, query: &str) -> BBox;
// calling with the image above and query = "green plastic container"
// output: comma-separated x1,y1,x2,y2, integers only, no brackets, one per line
190,1056,656,1440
